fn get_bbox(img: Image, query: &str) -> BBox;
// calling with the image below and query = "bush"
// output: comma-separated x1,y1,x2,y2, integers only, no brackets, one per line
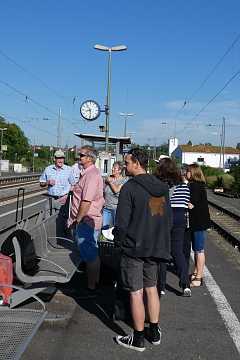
222,174,234,190
201,165,224,177
230,165,240,195
206,174,234,190
206,176,218,189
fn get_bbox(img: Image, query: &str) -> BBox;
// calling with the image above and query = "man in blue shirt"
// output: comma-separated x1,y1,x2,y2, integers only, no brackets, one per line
39,150,75,237
40,150,75,239
40,149,75,209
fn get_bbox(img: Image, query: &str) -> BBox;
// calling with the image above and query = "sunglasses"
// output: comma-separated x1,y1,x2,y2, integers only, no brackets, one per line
79,153,87,158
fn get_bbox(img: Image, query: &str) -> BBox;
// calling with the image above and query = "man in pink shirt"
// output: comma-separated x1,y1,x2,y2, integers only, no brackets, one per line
68,146,104,298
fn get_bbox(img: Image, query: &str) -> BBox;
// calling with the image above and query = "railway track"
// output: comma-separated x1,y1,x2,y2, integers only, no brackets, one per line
209,199,240,249
0,174,40,186
0,188,47,205
0,180,39,190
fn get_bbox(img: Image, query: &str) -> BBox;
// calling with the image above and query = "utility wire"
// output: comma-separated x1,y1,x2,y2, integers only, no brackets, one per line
0,49,66,101
190,67,240,122
188,32,240,102
174,32,240,119
0,79,59,117
0,111,56,137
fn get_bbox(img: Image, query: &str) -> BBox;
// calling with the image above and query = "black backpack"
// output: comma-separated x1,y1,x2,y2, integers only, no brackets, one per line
1,230,39,276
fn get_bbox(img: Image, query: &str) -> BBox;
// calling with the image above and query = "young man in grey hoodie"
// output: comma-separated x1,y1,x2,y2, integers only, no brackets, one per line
114,148,171,352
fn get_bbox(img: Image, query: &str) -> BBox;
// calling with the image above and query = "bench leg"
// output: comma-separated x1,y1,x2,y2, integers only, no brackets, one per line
10,286,48,308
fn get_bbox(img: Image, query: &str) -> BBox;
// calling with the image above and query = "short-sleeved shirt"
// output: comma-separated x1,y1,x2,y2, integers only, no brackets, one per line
104,177,128,209
39,164,75,197
68,164,104,230
71,162,83,184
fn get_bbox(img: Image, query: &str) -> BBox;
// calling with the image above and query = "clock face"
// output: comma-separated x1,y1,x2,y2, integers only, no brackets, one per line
80,100,100,121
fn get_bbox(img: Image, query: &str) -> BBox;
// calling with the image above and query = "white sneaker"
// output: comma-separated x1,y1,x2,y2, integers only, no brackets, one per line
160,290,166,296
101,227,114,241
183,288,191,297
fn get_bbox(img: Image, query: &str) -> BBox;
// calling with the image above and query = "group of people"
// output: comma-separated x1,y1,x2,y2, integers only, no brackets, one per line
39,146,210,353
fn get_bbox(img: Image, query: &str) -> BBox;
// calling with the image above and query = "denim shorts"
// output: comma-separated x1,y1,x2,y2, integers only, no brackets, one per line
74,222,100,262
120,255,159,292
102,208,116,229
192,231,206,253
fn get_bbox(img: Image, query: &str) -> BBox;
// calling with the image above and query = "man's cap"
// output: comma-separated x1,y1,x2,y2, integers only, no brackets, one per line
154,154,170,163
54,150,65,158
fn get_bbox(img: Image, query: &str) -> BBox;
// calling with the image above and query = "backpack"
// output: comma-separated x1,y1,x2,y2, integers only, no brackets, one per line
1,230,39,276
0,253,13,305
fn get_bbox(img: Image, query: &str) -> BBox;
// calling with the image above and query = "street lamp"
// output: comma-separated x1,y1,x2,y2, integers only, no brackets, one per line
94,44,127,152
0,128,7,176
119,112,135,137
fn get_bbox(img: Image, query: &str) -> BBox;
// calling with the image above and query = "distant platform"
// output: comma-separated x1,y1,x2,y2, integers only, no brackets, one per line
74,133,131,145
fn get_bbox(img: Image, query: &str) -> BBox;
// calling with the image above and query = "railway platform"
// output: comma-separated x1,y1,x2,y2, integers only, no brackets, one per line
1,184,240,359
21,228,240,360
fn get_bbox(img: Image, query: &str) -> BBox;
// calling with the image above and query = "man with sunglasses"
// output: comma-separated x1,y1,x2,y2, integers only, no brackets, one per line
114,148,171,352
68,146,104,298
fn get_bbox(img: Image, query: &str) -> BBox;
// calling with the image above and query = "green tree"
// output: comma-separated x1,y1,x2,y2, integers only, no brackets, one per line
0,116,30,162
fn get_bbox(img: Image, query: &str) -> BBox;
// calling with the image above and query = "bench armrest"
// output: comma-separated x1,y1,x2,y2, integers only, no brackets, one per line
36,257,68,276
47,236,74,250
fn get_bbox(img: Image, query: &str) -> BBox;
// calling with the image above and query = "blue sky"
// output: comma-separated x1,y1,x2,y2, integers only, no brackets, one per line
0,1,240,147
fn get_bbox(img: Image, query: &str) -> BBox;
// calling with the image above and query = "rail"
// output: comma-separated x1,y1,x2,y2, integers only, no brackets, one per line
208,198,240,249
0,174,40,186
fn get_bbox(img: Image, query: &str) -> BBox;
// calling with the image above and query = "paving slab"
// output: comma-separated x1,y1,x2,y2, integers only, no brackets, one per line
22,229,240,360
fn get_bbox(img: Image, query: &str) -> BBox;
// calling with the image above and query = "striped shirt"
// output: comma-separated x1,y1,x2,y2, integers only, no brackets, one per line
170,183,190,208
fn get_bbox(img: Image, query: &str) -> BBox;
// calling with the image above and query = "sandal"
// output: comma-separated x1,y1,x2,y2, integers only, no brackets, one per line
190,277,203,287
189,272,197,281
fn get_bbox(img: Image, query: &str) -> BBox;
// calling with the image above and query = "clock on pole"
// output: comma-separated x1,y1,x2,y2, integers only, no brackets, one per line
80,100,101,121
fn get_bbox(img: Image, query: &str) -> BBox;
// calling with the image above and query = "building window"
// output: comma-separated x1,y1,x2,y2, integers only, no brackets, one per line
197,157,204,163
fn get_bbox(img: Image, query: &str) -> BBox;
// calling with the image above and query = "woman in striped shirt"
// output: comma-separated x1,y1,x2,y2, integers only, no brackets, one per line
155,158,191,297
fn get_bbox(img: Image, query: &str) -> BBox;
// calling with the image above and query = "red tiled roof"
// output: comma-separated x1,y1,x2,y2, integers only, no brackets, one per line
179,145,240,154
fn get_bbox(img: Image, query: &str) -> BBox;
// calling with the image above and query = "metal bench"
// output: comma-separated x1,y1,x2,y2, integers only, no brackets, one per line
8,212,81,308
0,285,47,360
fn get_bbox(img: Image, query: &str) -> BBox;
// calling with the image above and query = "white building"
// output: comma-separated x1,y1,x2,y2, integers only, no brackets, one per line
170,142,240,169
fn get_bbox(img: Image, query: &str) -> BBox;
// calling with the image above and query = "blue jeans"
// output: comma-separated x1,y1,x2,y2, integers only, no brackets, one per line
171,208,190,288
102,208,116,229
192,231,206,253
74,222,100,262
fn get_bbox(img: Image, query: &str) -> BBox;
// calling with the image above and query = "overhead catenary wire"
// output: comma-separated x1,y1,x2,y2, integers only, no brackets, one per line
0,79,59,117
187,32,240,102
0,48,67,101
190,67,240,122
0,111,56,137
176,66,240,136
173,32,240,119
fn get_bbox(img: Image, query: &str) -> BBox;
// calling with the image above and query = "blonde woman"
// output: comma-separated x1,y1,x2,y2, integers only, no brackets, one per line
187,164,211,287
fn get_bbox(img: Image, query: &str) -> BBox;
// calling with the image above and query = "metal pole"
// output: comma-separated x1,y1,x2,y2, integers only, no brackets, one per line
124,115,127,137
0,128,7,176
32,138,36,173
0,130,3,176
57,107,62,148
222,117,226,171
105,50,112,153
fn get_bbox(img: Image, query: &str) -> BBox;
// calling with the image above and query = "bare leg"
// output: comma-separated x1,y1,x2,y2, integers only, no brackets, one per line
145,286,160,323
196,252,205,278
130,289,145,331
87,255,100,289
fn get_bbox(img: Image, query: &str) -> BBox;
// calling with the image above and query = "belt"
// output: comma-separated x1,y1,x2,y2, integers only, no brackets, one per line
49,194,67,200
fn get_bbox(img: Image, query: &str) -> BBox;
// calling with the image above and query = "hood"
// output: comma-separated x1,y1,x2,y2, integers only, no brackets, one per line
133,174,168,197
